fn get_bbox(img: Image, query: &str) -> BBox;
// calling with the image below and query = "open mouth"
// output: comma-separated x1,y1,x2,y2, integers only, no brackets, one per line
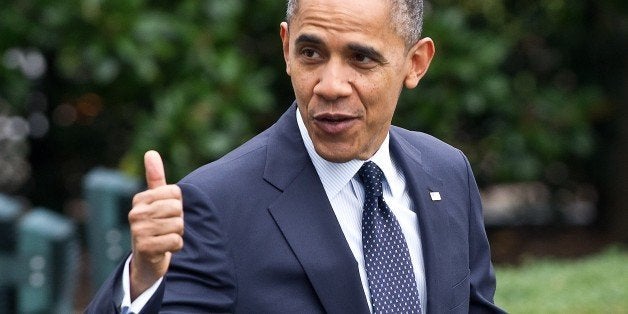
312,113,358,134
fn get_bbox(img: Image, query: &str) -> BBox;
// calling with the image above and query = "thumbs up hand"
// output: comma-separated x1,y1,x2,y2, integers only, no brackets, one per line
128,151,184,300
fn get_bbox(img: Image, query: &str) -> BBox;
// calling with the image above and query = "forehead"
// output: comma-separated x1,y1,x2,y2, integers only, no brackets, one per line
290,0,399,43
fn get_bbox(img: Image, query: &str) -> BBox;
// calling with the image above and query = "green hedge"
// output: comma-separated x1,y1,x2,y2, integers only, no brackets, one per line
1,1,624,210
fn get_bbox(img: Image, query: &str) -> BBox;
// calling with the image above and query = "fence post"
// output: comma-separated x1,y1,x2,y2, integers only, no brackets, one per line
17,207,79,314
83,168,139,293
0,194,22,313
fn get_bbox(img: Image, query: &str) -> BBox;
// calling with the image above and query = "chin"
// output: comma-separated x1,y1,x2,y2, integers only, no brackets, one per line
321,155,354,163
314,145,358,163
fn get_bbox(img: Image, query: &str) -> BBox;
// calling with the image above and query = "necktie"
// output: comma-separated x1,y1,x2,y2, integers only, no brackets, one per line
359,161,421,313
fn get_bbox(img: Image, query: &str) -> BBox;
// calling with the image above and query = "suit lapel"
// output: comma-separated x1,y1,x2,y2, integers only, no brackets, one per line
390,129,450,313
264,104,370,313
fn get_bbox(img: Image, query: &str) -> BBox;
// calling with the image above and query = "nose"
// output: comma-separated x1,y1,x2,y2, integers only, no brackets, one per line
313,59,353,101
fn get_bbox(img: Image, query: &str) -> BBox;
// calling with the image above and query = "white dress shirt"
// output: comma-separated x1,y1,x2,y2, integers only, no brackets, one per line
121,109,427,313
296,110,427,312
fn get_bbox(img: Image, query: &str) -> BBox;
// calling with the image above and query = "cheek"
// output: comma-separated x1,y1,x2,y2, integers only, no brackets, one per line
366,106,392,132
293,69,316,92
291,76,311,103
361,79,391,112
362,82,398,130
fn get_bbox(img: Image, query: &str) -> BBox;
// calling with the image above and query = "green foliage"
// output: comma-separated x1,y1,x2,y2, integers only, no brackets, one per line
0,0,623,208
396,1,607,186
494,247,628,313
0,0,286,186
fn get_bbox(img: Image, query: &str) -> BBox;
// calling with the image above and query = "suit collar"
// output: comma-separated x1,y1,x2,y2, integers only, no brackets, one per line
264,103,371,313
389,127,443,192
296,108,363,200
263,103,309,191
390,128,450,313
296,108,401,201
263,106,452,313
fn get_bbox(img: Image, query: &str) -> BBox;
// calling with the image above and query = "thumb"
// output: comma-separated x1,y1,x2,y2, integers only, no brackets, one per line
144,150,167,189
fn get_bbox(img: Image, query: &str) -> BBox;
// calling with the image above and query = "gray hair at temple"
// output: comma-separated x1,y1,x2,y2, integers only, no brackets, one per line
285,0,424,47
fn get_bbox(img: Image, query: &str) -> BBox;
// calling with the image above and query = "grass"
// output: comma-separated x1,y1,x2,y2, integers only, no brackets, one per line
494,246,628,313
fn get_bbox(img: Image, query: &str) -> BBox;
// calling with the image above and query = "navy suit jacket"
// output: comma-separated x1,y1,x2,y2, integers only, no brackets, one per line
87,104,503,313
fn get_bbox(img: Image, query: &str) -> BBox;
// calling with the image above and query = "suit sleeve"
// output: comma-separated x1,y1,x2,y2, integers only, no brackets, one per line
462,153,506,313
85,182,237,313
84,255,126,314
156,182,237,312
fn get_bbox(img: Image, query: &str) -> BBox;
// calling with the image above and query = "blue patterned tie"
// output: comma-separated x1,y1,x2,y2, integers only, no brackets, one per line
359,161,421,313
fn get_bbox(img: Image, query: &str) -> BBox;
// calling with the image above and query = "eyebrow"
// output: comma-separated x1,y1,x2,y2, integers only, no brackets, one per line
295,34,323,46
347,43,387,64
294,33,388,64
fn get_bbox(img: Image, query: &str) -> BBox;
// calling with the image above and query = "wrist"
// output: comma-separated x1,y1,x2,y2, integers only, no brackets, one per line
129,256,163,300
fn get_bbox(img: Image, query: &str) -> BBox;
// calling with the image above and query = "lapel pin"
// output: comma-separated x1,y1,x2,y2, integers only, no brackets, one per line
430,191,441,201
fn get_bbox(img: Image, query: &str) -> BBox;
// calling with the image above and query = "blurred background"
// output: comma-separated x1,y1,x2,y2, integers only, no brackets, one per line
0,0,626,312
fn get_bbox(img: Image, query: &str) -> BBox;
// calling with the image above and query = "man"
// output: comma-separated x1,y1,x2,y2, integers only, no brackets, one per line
88,0,504,313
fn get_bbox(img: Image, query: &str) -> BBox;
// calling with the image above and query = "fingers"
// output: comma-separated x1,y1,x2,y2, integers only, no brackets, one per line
129,182,184,242
145,150,167,189
131,216,185,249
130,198,183,221
129,195,184,263
132,184,182,207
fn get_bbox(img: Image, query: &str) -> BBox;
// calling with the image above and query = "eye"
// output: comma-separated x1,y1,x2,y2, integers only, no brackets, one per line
353,54,371,63
351,53,377,69
300,48,321,59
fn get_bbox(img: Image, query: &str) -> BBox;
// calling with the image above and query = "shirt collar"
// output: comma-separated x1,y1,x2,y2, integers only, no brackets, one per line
296,108,399,199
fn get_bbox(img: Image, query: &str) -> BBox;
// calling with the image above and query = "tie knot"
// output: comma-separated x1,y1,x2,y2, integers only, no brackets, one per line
358,161,384,198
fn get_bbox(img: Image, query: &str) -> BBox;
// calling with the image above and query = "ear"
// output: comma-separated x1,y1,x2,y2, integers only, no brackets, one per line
404,37,435,89
280,22,291,76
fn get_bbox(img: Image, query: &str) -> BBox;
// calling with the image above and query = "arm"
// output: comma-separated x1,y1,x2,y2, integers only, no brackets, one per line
155,182,236,312
128,151,184,299
86,151,180,313
121,255,164,313
86,181,236,313
463,154,506,313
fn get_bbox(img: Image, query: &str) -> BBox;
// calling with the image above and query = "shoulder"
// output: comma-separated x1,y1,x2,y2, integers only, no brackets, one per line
179,127,273,189
389,126,474,188
390,126,467,164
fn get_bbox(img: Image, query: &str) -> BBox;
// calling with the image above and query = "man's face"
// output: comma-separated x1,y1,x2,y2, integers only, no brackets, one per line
281,0,434,162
